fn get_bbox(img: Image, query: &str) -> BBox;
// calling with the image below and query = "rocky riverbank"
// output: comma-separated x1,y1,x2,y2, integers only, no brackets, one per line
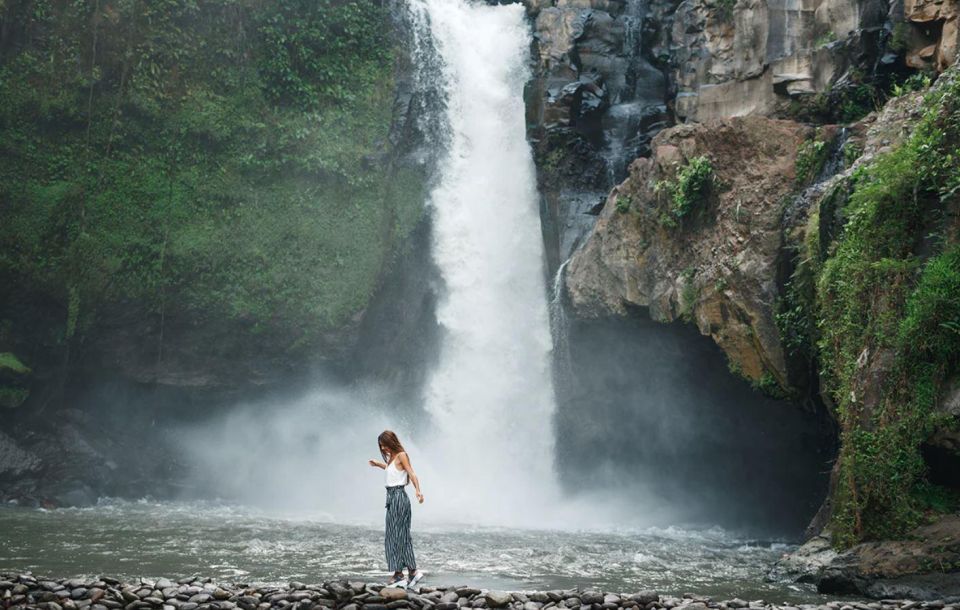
2,574,958,610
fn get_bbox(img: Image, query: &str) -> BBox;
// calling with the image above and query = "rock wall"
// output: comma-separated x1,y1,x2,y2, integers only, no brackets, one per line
667,0,958,122
565,116,815,390
523,0,672,269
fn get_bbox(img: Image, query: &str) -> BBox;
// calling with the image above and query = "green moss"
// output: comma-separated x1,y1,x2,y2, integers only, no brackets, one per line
0,386,29,409
0,353,30,375
0,1,422,353
815,31,837,48
615,195,632,214
815,71,960,547
753,372,789,399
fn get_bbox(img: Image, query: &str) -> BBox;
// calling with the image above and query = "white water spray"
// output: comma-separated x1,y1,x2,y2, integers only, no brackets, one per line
407,0,561,526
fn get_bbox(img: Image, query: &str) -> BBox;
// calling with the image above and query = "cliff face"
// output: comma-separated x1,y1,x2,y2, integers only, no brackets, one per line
565,117,813,390
667,0,959,121
523,0,959,278
0,1,439,506
0,1,434,403
523,0,672,269
561,10,960,587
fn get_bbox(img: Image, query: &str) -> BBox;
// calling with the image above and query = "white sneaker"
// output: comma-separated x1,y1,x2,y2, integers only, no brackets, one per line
386,576,408,589
407,571,424,589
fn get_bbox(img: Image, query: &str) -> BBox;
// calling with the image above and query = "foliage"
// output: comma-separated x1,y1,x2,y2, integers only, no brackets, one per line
0,0,424,364
615,194,632,214
0,353,30,375
656,156,714,226
796,137,829,185
891,72,933,98
753,372,789,400
843,142,864,168
795,79,882,124
815,31,837,48
814,72,960,547
889,22,911,54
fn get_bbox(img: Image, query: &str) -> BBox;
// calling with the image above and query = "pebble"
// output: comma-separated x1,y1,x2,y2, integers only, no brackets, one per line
0,572,951,610
484,594,511,609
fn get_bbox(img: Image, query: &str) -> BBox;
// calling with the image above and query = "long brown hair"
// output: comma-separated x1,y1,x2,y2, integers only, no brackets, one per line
378,430,406,464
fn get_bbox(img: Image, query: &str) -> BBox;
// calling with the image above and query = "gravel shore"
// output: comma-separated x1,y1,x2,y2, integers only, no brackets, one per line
2,574,957,610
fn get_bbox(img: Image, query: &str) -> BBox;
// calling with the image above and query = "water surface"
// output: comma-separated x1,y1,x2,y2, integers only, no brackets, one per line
0,500,829,603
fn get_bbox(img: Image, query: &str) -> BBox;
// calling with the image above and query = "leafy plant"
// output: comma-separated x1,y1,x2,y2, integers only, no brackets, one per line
656,156,714,225
891,72,933,98
615,194,632,214
796,137,829,185
815,30,837,47
816,72,960,547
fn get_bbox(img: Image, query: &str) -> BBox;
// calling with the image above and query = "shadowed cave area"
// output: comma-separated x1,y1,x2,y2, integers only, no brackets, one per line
555,311,838,537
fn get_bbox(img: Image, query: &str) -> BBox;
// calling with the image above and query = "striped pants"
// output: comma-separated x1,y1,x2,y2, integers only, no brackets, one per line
384,485,417,572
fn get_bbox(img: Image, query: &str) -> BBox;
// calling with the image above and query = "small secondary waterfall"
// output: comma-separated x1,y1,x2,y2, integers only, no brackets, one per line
407,0,560,524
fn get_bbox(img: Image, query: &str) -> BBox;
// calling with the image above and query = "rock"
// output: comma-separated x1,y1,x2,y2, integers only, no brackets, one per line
380,590,408,602
455,590,481,598
485,593,513,609
441,593,459,604
329,585,353,601
630,593,659,606
768,534,839,583
567,117,811,390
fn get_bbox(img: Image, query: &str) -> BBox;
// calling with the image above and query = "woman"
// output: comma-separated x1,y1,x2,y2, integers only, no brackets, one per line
368,430,424,588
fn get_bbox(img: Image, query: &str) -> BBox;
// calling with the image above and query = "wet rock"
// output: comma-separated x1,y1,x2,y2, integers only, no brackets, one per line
485,594,513,610
328,585,353,601
380,590,408,602
456,590,481,599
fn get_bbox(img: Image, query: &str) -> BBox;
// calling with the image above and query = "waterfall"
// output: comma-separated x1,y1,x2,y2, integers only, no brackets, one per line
406,0,560,526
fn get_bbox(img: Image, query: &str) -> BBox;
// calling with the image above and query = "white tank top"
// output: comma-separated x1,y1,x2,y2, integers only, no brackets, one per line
385,458,408,487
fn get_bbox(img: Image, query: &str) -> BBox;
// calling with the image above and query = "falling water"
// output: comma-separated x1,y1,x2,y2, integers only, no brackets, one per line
407,0,560,525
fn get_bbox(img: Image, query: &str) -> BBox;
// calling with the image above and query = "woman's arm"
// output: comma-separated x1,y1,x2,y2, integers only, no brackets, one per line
398,452,424,503
368,459,387,469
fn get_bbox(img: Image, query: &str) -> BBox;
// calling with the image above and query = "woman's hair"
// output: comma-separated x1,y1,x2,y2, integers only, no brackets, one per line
378,430,406,463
